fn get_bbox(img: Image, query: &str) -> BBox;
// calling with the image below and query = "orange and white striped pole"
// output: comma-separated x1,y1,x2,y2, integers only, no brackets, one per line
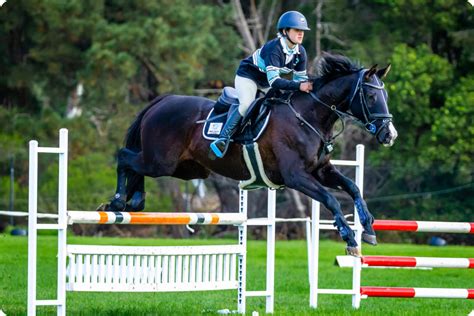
68,211,246,225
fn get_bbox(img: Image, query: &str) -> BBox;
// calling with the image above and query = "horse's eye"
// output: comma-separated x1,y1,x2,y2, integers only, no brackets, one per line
368,93,376,105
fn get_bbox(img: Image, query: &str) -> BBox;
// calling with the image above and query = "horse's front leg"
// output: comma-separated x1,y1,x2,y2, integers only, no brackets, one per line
314,163,376,245
281,166,360,256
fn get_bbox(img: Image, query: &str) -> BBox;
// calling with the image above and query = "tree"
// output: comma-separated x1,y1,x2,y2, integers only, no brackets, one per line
0,1,101,111
0,1,241,113
429,75,474,176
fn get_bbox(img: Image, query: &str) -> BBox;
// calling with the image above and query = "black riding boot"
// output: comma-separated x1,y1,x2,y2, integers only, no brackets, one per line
210,110,243,158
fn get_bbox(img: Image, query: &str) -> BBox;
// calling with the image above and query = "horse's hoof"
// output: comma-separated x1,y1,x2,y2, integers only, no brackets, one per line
346,246,362,257
130,192,146,211
109,198,127,212
130,200,145,212
124,203,135,212
362,232,377,246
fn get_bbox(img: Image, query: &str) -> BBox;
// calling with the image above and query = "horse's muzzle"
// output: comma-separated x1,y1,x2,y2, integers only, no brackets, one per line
377,121,398,147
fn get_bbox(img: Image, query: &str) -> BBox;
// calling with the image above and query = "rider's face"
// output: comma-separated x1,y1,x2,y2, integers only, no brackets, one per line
286,28,305,45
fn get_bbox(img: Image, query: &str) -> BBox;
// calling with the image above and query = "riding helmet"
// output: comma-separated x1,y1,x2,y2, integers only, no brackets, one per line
277,11,310,31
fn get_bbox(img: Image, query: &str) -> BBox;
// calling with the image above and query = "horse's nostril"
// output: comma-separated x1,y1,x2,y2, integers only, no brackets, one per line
383,132,393,144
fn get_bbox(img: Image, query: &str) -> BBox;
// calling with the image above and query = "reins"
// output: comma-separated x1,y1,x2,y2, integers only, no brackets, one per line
275,95,343,154
275,69,392,152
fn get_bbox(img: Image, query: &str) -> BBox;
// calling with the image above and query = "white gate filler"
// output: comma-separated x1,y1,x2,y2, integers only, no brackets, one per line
27,129,281,315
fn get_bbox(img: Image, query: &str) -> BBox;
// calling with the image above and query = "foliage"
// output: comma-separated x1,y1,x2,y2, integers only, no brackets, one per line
429,75,474,174
0,0,240,112
371,44,454,172
82,0,240,105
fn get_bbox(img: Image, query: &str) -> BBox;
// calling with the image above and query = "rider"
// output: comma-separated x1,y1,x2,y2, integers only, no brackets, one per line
210,10,314,158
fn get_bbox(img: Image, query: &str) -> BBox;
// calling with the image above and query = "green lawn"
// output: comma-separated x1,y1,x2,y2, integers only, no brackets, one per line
0,233,473,315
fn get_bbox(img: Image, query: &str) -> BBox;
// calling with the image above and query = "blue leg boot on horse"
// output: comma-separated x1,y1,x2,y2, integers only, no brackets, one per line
210,109,243,158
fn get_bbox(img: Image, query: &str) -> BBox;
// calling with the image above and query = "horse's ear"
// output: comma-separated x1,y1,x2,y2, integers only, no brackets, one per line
376,64,391,79
364,64,378,80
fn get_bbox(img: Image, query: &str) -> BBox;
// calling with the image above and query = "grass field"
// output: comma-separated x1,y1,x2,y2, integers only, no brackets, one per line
1,233,473,315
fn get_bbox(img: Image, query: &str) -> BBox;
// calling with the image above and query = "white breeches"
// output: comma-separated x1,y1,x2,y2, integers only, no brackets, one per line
235,75,270,116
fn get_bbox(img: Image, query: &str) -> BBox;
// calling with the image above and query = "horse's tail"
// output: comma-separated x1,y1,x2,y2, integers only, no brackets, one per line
125,94,170,151
125,94,170,200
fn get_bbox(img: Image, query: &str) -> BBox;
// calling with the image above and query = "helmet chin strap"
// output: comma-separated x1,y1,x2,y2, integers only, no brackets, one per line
282,30,297,46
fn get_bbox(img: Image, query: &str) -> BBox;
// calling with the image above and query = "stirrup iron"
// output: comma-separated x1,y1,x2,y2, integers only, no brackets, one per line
210,138,230,158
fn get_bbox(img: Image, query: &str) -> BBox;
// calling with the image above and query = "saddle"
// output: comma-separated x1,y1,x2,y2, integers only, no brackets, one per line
202,87,274,144
203,87,288,190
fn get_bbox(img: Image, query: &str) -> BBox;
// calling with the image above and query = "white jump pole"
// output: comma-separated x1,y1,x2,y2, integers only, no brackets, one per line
28,128,68,316
309,198,320,308
309,144,365,309
57,129,68,316
352,144,364,308
27,137,38,316
241,189,276,313
305,218,312,286
266,189,276,313
237,188,248,314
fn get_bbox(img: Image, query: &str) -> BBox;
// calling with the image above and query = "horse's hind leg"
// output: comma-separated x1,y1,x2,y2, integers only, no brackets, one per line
108,157,128,211
314,163,376,245
127,175,145,211
109,148,154,212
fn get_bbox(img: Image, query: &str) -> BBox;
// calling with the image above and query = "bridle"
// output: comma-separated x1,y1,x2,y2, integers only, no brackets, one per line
348,69,393,137
280,69,393,154
309,69,393,138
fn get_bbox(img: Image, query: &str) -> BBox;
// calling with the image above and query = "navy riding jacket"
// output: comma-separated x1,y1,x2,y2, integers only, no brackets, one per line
236,35,308,90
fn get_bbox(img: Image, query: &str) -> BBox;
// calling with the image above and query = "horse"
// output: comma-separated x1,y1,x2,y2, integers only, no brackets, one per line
105,53,398,256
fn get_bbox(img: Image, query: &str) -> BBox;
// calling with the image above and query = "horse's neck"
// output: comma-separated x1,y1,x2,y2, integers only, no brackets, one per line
316,79,353,127
293,92,340,132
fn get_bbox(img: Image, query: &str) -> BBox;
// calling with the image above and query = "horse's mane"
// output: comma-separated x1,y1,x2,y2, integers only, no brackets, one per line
311,53,361,89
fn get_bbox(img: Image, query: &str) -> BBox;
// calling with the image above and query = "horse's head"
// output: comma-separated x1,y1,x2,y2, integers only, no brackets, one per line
308,54,398,147
348,65,398,146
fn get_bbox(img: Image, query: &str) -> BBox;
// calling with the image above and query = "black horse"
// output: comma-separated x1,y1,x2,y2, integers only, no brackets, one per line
105,54,398,256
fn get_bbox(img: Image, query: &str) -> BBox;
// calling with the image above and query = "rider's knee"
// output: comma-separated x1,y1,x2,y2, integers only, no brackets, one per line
238,102,252,116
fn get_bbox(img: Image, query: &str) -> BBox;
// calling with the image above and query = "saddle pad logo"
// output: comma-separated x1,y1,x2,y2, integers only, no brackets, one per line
208,122,223,135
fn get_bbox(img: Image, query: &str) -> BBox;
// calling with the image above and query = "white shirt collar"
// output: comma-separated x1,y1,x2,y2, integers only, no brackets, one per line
278,34,300,56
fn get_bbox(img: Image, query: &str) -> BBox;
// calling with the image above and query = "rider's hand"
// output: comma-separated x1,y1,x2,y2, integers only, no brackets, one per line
299,81,313,93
